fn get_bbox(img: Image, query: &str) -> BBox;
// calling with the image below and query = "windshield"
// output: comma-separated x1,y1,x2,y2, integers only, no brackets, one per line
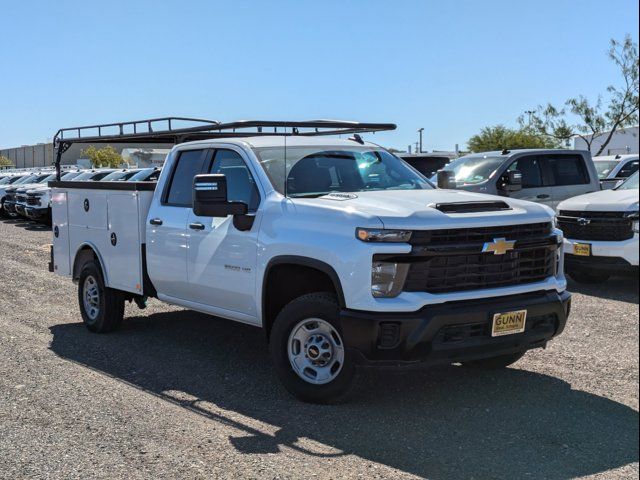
60,171,82,181
128,168,159,181
100,170,133,181
13,175,38,185
616,171,639,190
73,171,113,181
594,161,620,179
439,155,504,185
254,146,431,197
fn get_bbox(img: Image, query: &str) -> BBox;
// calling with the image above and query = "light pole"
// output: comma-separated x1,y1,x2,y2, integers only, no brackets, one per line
417,128,424,153
524,110,535,127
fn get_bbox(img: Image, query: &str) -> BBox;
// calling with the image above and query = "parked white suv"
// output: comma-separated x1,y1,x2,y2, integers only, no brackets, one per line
557,171,639,283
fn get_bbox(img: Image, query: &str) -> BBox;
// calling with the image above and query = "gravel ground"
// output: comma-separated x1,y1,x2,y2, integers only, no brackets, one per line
0,217,638,480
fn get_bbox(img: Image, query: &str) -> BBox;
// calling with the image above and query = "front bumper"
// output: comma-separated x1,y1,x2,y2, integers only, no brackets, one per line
15,203,27,216
563,237,639,267
3,201,17,215
340,290,571,366
25,206,50,220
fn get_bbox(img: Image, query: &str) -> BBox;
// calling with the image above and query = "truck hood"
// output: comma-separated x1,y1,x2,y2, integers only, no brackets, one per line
557,189,639,213
293,189,554,229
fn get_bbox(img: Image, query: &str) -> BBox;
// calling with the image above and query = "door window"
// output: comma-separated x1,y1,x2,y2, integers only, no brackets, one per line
508,156,543,188
164,149,207,206
208,149,260,211
617,160,639,178
545,155,589,186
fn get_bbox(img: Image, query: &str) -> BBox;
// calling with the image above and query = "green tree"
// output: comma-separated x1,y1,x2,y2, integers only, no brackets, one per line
82,145,123,168
0,155,14,168
467,125,558,152
521,35,639,155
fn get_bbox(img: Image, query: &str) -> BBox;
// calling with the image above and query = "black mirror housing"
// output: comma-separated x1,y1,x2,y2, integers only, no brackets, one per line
502,170,523,192
193,174,248,217
437,170,456,189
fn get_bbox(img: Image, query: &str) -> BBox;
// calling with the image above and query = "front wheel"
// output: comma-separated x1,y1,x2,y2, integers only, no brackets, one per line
269,293,358,404
78,260,125,333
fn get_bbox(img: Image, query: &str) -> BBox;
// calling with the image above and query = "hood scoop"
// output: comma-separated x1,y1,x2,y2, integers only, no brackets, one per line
431,201,512,214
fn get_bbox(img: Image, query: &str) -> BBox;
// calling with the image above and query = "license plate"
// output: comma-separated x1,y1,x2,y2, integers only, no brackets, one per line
491,310,527,337
573,243,591,256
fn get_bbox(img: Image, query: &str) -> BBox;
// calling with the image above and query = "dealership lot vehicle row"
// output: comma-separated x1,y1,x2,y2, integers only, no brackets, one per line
0,219,638,479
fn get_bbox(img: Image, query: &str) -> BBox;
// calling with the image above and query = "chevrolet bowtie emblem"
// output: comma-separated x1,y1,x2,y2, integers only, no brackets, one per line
482,237,516,255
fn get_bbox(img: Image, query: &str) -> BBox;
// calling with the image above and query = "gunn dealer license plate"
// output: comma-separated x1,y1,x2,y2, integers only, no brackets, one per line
573,243,591,256
491,310,527,337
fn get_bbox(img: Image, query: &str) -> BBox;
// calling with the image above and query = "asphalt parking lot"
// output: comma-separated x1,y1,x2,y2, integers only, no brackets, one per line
0,218,638,480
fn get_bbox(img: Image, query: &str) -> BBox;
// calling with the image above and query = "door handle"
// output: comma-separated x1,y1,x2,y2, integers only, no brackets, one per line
149,218,163,226
189,222,205,231
536,194,550,199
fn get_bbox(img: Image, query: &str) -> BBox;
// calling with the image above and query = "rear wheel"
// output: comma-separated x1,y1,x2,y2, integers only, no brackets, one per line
269,293,358,404
78,260,124,333
569,269,610,284
463,351,526,369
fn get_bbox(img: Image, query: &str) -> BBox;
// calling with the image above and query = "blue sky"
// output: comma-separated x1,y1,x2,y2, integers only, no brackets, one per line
1,0,638,151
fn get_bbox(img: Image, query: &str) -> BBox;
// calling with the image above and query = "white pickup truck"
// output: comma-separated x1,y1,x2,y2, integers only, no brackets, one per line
49,118,571,403
557,171,639,283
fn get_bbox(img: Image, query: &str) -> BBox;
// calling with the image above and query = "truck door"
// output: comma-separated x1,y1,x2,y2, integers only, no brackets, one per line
543,154,594,209
146,149,208,300
504,155,554,207
186,148,262,322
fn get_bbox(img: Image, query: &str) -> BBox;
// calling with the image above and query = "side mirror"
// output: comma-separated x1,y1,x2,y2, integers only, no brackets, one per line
436,170,456,189
501,170,522,192
192,174,248,217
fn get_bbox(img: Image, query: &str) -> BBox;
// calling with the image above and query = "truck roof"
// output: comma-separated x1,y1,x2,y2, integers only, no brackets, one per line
176,135,380,150
593,154,639,162
460,148,591,159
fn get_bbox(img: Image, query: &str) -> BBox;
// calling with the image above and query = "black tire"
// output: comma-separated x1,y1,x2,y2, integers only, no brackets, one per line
569,269,610,284
269,292,358,404
77,260,125,333
463,351,526,369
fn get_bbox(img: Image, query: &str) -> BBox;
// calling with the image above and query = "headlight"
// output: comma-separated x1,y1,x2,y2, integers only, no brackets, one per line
625,212,639,233
371,261,409,298
356,228,412,243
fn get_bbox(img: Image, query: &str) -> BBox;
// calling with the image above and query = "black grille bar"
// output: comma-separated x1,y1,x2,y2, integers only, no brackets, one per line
409,222,552,247
557,210,633,241
390,222,557,294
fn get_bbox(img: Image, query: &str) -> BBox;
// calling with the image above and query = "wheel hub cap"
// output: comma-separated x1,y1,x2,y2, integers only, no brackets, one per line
288,318,345,385
82,275,100,321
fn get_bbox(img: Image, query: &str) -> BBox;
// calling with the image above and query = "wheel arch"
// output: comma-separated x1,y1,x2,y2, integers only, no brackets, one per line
261,255,346,336
72,242,109,285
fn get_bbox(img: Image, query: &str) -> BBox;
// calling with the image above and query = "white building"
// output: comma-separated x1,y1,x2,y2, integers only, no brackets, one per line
573,125,639,155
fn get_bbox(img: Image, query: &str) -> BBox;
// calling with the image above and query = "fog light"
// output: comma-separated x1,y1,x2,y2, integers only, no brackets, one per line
372,261,409,298
633,220,639,233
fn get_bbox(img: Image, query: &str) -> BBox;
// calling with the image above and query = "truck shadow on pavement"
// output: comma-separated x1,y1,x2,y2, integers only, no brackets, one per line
49,311,639,480
567,276,639,304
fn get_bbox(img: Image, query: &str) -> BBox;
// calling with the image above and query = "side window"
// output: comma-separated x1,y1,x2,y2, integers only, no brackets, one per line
165,149,207,206
508,156,543,188
617,160,639,178
209,149,260,211
545,155,589,186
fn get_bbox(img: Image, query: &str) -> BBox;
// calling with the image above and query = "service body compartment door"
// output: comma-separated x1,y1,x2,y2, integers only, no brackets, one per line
107,193,143,294
51,189,71,276
68,191,108,228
